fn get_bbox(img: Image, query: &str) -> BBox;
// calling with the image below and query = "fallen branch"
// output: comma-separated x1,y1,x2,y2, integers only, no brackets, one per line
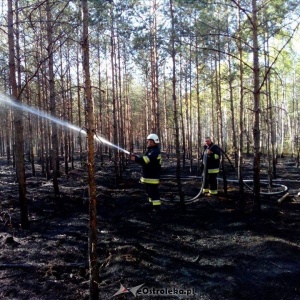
0,272,27,280
0,262,86,269
278,192,290,203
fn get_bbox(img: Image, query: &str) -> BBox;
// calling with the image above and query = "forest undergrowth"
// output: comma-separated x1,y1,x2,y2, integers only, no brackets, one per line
0,154,300,299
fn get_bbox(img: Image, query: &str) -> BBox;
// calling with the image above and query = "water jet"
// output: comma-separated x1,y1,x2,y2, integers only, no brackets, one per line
0,91,130,155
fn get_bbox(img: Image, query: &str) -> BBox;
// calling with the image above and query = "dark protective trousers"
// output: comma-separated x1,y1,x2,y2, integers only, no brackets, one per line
144,183,161,206
204,172,218,194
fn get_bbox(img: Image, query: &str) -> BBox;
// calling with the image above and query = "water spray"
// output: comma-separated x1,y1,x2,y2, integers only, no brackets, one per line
0,92,130,155
94,133,130,155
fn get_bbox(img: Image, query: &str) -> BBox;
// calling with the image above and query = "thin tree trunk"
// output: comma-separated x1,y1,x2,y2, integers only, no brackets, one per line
116,32,125,173
188,41,193,173
237,2,245,199
8,0,28,229
81,1,99,299
36,71,45,175
170,0,184,207
195,37,202,175
110,4,120,181
96,34,104,161
179,49,185,169
5,110,12,163
46,0,59,196
59,44,69,175
228,46,237,167
163,63,169,156
67,60,74,169
264,24,276,183
76,41,83,163
105,64,112,158
152,0,160,135
215,50,226,194
252,0,261,212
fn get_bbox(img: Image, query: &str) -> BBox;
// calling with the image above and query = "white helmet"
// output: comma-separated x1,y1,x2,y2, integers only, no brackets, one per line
147,133,159,143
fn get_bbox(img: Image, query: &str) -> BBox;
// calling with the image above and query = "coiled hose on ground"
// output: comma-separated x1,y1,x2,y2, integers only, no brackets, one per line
160,147,288,205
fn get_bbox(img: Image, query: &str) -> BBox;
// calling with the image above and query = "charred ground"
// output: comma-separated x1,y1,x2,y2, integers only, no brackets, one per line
0,154,300,300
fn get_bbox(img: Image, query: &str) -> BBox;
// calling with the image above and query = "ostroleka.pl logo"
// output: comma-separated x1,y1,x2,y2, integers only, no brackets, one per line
113,283,197,297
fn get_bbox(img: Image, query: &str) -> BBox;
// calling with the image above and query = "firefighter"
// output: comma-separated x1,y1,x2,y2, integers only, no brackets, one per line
202,136,220,195
130,134,162,210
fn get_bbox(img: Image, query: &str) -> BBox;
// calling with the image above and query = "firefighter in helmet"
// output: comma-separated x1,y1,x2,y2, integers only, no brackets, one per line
131,134,162,209
202,136,220,195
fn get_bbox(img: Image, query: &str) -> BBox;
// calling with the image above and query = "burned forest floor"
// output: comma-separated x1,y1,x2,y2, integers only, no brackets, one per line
1,154,300,300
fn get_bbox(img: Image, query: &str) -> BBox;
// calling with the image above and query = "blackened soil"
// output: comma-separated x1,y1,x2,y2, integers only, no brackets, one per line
0,155,300,300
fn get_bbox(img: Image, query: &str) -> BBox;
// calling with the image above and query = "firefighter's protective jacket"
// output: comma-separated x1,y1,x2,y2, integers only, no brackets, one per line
135,145,161,184
203,143,220,173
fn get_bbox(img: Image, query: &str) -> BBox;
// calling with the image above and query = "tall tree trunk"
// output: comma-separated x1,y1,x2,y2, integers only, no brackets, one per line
179,48,185,169
81,1,99,299
188,41,193,173
67,59,74,169
228,46,237,167
5,109,12,163
252,0,261,212
215,50,226,194
36,72,45,176
264,24,276,183
105,64,112,158
46,0,59,196
116,32,125,173
59,44,69,175
163,63,169,156
76,40,83,163
110,3,120,181
7,0,28,229
237,1,245,199
195,37,202,175
96,34,104,161
170,0,184,207
150,0,160,135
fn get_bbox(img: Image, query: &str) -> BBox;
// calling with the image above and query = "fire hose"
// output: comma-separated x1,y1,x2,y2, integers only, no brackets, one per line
160,146,288,205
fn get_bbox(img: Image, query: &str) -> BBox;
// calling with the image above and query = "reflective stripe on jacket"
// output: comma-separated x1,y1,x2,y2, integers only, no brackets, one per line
208,168,219,174
203,143,220,173
135,145,161,184
140,177,160,184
